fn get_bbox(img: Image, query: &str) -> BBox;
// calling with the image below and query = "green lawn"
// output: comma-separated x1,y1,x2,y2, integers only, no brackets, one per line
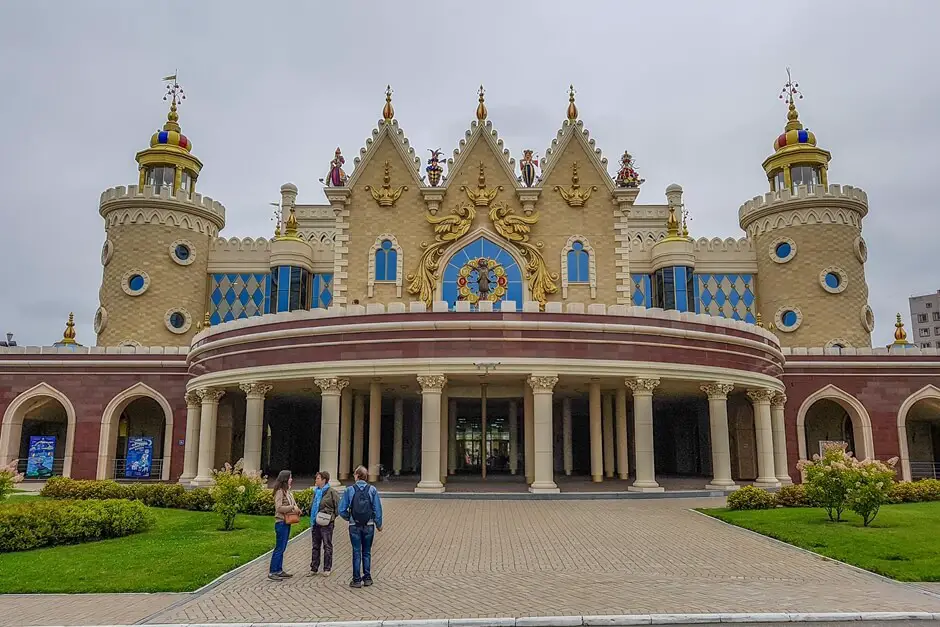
704,502,940,582
0,499,307,593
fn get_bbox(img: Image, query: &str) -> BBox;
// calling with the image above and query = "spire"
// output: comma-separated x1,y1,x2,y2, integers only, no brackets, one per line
567,84,578,121
60,312,77,345
665,206,681,239
755,313,764,328
893,313,910,345
476,85,487,121
162,72,185,133
382,85,394,123
779,66,804,132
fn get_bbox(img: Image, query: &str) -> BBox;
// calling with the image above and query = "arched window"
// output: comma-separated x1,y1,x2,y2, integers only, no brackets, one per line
567,242,589,283
368,234,403,297
561,235,597,298
375,240,397,282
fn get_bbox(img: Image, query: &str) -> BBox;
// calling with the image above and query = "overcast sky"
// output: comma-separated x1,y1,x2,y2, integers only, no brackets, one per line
1,0,937,347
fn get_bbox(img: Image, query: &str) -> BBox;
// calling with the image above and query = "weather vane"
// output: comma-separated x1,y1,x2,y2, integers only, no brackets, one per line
163,71,185,107
779,67,803,106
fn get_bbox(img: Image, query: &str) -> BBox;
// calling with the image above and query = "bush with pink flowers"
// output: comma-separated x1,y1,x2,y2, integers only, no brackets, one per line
0,461,24,501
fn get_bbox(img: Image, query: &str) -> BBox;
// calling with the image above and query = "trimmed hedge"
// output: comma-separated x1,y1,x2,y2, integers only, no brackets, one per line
40,477,313,516
727,485,777,510
0,499,154,553
888,479,940,503
776,484,813,507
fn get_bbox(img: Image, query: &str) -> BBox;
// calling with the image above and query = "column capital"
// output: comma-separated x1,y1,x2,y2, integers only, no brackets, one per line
239,382,273,399
196,387,225,403
417,374,447,392
701,382,734,400
626,377,660,395
771,392,787,408
527,374,558,393
314,377,350,396
747,388,776,405
185,390,201,408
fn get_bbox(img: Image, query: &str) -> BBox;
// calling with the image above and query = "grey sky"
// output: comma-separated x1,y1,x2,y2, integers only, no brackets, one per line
1,0,937,347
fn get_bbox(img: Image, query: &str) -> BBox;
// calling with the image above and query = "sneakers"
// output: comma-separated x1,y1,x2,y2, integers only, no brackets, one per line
322,570,332,577
276,571,293,578
305,571,318,577
349,579,362,588
363,577,374,587
268,573,282,581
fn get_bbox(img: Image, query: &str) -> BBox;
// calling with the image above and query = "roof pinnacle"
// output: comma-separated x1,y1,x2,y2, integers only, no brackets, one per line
779,66,804,132
476,85,487,121
893,313,909,345
567,84,578,121
382,85,394,123
162,72,184,133
60,312,77,345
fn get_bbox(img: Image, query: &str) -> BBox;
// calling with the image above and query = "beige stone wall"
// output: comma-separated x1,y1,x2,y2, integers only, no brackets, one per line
98,222,210,346
753,220,870,348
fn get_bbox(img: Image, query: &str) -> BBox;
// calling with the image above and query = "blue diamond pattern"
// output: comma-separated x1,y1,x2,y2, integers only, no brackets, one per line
208,273,269,326
312,273,334,309
694,273,757,322
630,274,650,308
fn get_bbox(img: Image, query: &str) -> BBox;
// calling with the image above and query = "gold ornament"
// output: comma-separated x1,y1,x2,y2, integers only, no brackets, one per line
407,202,476,308
60,312,77,345
566,85,578,121
366,160,408,207
553,162,596,207
893,313,909,345
382,85,394,123
488,202,558,307
476,85,487,121
461,162,502,207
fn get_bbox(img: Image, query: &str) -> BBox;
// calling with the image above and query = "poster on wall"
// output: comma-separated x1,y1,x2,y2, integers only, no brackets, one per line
125,436,154,479
26,435,56,479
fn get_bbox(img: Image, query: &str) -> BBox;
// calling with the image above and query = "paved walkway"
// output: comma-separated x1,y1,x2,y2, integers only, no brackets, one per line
2,497,939,626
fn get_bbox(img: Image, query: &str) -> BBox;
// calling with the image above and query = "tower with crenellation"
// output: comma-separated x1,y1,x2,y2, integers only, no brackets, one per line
95,77,225,346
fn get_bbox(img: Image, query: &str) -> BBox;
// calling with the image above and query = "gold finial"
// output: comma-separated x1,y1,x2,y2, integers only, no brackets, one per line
554,161,597,207
60,312,77,345
665,206,681,239
204,311,211,328
365,160,407,207
162,72,184,133
461,162,502,206
476,85,487,121
382,84,394,123
567,84,578,121
779,66,804,132
755,312,764,328
283,206,299,238
893,313,909,344
681,209,690,239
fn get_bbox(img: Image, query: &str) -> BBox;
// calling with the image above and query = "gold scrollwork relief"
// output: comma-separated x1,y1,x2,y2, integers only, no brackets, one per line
407,202,476,308
488,202,558,307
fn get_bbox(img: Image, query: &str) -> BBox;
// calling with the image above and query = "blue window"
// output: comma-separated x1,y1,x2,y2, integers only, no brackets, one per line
169,312,186,329
774,242,791,259
128,274,145,291
174,244,191,261
781,309,798,327
825,272,840,289
442,237,523,310
653,266,694,312
567,241,589,283
375,239,397,282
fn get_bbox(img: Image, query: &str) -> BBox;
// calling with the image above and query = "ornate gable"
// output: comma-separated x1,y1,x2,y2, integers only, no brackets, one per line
443,119,519,191
346,118,423,189
540,119,614,194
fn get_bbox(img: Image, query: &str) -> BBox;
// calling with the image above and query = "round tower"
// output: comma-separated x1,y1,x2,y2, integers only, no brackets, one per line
739,70,871,348
268,186,315,313
96,77,225,346
650,184,696,313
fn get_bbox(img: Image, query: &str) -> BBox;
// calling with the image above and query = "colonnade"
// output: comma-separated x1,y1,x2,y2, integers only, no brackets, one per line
180,375,791,491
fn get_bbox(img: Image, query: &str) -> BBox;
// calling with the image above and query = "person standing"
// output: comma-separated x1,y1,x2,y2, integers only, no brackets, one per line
269,469,301,581
308,470,340,577
338,465,383,588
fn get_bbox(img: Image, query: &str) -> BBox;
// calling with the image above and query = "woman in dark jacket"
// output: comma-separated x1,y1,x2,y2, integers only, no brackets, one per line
308,470,340,576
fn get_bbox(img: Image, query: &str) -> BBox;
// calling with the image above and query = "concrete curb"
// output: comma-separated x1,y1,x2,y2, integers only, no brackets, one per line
77,612,940,626
378,490,726,500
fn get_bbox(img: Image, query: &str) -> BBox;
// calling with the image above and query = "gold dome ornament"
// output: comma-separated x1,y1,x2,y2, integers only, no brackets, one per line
755,313,764,328
365,160,408,207
476,85,487,121
382,85,394,123
567,85,578,121
60,312,77,345
893,313,911,345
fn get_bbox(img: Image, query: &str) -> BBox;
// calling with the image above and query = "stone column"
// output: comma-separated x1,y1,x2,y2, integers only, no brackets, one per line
603,393,615,478
179,391,202,484
393,397,404,476
439,388,449,483
339,387,352,480
416,375,446,493
748,389,781,488
701,382,736,491
508,400,519,475
353,392,365,469
528,375,560,493
447,398,457,476
626,378,663,492
192,388,225,487
240,382,273,475
589,381,603,482
771,392,792,485
368,381,382,481
615,387,629,480
315,377,348,485
562,397,573,476
524,384,534,483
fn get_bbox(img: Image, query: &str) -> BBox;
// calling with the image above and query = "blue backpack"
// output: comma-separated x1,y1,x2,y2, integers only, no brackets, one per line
350,484,374,526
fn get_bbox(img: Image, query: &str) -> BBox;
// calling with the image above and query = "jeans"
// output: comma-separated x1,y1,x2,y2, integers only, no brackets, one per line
348,524,375,582
270,521,290,574
311,521,334,572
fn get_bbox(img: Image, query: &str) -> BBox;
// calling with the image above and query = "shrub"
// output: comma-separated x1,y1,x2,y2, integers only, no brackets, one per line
727,485,777,510
0,499,154,553
776,484,812,507
0,461,24,501
914,478,940,501
40,478,126,500
245,489,274,516
797,444,854,521
295,488,313,515
179,487,214,511
844,457,898,526
210,459,266,531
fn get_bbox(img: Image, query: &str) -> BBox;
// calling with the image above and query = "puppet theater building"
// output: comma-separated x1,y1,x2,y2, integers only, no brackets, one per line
2,78,940,493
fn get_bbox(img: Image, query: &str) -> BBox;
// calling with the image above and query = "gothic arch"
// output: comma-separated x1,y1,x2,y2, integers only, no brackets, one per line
896,384,940,481
437,227,528,307
796,384,875,461
367,234,404,298
0,383,77,477
96,383,175,481
561,235,597,299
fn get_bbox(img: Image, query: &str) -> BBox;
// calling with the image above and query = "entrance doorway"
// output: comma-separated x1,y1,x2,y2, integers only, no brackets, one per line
454,399,514,477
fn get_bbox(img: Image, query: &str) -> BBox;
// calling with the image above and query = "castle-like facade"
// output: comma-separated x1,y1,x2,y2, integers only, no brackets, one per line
1,78,938,494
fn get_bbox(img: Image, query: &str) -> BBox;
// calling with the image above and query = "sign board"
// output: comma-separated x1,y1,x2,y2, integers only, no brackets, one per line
26,435,56,479
125,436,154,479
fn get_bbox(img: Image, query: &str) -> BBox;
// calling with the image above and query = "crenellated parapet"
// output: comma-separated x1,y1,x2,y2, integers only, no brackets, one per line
693,236,753,253
738,184,867,238
100,184,226,235
0,344,189,355
209,236,271,253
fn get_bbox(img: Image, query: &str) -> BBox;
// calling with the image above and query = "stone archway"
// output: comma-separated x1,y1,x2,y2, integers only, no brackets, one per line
438,229,529,308
897,385,940,481
796,384,875,461
0,383,77,477
97,383,174,480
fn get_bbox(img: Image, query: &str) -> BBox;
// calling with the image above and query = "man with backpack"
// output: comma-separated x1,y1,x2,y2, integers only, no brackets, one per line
338,465,384,588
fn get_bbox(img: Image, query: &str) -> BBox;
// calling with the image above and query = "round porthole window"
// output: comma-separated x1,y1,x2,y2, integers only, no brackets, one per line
769,237,796,264
164,308,192,334
825,338,851,349
122,270,150,296
94,306,108,334
101,240,114,267
819,266,848,294
861,305,875,333
169,239,195,266
854,236,868,264
775,305,803,332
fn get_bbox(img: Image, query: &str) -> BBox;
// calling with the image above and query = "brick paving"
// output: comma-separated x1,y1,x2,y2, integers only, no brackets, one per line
3,497,940,626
